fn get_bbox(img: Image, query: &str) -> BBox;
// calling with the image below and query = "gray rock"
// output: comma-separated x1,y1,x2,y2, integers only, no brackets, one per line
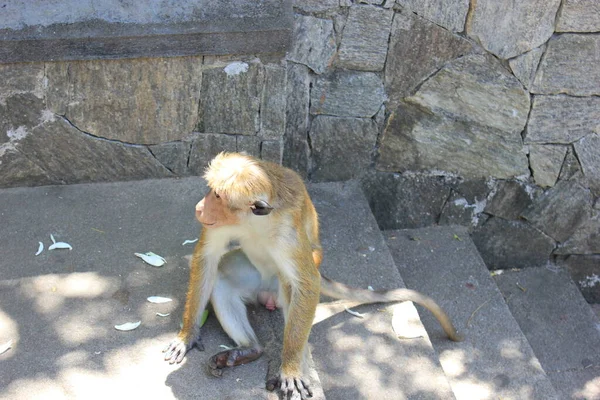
508,46,545,90
555,210,600,255
407,54,530,135
337,5,394,71
260,140,282,164
16,118,171,184
188,133,237,175
259,65,286,139
0,62,44,101
439,190,486,228
282,63,310,178
198,62,262,135
292,0,339,13
485,180,535,220
0,146,53,188
557,255,600,303
556,0,600,32
533,34,600,96
526,95,600,144
309,116,378,181
384,9,474,103
559,147,584,182
361,171,451,229
148,141,191,176
62,56,203,145
236,135,261,158
574,134,600,194
44,62,69,115
377,102,529,179
287,15,336,75
529,144,568,188
522,179,592,242
310,71,385,118
395,0,470,32
0,93,45,133
466,0,561,59
472,218,556,269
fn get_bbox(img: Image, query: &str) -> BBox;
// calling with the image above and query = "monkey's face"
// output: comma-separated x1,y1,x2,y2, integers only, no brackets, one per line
195,189,240,228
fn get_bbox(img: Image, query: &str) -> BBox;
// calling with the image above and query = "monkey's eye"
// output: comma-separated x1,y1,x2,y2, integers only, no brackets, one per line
251,200,273,216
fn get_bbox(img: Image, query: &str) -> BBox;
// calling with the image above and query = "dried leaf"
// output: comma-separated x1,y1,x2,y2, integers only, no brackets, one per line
147,296,172,304
35,242,44,256
114,321,141,331
182,239,198,246
135,252,166,267
0,340,13,355
49,242,72,250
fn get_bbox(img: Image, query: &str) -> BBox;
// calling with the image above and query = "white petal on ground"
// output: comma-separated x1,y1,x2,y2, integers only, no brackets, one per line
156,312,171,317
344,307,365,319
147,296,172,304
50,234,56,244
134,252,166,267
0,340,13,355
114,321,141,331
182,239,198,245
35,242,44,256
49,242,73,250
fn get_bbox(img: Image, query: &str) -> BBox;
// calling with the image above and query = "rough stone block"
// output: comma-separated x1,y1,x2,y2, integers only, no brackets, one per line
287,15,336,75
188,133,237,175
555,210,600,255
529,144,568,188
526,95,600,144
378,102,529,179
15,118,171,184
0,62,44,101
361,171,451,230
292,0,339,13
466,0,561,59
439,190,486,228
259,65,286,139
509,45,545,90
148,142,192,176
0,93,45,134
282,63,310,178
556,0,600,32
310,71,385,118
485,180,536,220
472,218,556,269
236,135,261,158
395,0,470,32
557,255,600,303
260,140,282,164
385,9,473,102
309,116,378,181
337,5,394,71
58,56,203,145
574,134,600,194
0,146,52,188
559,147,584,182
522,179,593,243
407,54,530,135
198,62,262,135
533,34,600,96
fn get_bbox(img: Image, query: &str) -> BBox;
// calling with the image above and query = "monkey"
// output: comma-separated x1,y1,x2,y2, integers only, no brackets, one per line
163,152,462,399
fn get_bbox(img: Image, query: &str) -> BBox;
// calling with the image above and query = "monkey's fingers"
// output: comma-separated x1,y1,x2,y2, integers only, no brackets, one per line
163,338,190,364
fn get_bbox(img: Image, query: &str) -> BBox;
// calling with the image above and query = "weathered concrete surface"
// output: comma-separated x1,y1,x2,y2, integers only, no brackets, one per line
310,182,454,400
0,0,293,63
494,267,600,399
386,225,560,400
466,0,561,59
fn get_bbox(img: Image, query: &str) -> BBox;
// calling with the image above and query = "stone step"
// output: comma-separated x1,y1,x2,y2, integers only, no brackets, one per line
384,225,560,400
0,177,324,400
493,267,600,399
309,182,454,400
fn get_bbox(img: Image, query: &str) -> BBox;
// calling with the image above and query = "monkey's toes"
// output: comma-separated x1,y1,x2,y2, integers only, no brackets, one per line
274,375,312,400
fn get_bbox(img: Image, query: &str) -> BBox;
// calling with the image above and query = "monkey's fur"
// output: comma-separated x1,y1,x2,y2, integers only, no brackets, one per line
163,152,462,399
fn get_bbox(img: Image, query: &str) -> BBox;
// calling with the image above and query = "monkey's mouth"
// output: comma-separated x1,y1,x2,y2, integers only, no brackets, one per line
202,222,216,227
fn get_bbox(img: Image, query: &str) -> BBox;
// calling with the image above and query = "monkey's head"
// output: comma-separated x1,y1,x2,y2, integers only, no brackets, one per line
196,152,275,228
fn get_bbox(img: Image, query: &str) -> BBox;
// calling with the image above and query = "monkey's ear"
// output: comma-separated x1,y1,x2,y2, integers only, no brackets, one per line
251,200,273,216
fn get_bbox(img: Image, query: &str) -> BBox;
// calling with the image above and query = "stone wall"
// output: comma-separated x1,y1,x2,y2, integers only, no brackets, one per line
1,0,599,300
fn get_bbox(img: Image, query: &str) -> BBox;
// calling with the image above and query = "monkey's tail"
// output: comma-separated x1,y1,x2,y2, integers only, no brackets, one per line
320,275,464,342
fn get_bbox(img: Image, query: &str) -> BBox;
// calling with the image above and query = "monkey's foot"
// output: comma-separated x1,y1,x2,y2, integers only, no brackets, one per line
208,347,263,377
163,335,204,364
266,374,312,400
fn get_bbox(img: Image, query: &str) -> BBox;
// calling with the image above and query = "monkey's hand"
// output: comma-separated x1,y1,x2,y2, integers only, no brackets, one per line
163,334,204,364
267,374,312,400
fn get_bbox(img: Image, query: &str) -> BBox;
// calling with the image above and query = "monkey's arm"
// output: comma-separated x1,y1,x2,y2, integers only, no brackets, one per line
164,233,221,363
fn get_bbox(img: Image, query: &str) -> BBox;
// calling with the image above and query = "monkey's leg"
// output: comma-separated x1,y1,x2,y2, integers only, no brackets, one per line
208,276,263,377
